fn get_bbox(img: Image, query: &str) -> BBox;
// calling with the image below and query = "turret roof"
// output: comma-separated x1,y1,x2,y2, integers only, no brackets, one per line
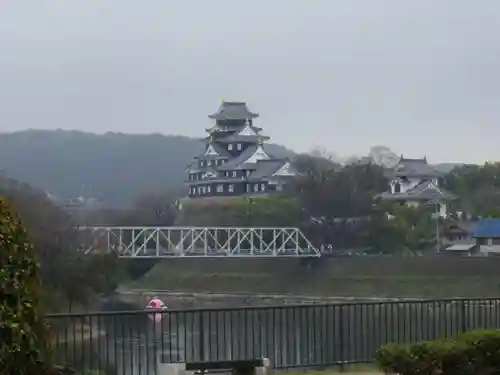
208,101,259,120
394,156,437,177
217,145,260,170
378,180,456,201
247,159,294,181
194,142,231,160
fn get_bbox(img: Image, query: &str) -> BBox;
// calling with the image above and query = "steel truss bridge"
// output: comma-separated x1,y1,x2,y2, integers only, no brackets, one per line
79,227,320,258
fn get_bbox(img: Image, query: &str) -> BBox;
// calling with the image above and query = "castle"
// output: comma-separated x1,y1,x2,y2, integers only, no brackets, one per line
185,101,297,198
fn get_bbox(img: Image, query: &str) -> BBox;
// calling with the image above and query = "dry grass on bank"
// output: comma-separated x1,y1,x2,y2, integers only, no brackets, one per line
278,364,382,374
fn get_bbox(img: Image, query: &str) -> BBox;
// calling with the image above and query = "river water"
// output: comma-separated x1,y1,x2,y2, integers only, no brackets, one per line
50,299,500,375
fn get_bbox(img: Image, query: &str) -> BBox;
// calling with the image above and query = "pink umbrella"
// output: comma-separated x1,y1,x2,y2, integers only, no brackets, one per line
146,297,167,322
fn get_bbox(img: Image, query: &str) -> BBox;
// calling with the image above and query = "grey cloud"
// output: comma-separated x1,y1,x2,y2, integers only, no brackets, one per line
0,0,499,163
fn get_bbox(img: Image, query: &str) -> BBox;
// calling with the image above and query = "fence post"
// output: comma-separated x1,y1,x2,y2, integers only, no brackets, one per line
339,305,345,372
198,311,205,367
461,300,468,333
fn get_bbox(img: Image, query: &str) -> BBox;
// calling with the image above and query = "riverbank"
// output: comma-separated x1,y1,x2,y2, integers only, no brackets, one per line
281,364,380,374
114,289,408,309
130,256,500,298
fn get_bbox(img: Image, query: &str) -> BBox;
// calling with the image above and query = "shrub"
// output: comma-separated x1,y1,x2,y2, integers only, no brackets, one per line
375,329,500,375
0,198,51,374
460,330,500,373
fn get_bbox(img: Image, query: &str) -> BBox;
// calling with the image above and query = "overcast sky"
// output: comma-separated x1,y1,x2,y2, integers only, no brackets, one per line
0,1,499,163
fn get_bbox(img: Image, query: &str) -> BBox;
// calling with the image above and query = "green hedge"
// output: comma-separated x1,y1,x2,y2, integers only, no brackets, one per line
375,330,500,375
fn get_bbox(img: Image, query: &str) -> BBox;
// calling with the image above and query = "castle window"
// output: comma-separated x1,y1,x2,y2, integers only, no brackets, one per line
202,186,206,194
246,170,251,176
261,184,266,191
237,143,242,150
207,160,212,166
200,161,205,167
228,184,234,193
394,182,401,193
254,184,259,192
246,184,251,193
216,184,224,193
232,171,237,177
207,185,211,193
228,144,233,150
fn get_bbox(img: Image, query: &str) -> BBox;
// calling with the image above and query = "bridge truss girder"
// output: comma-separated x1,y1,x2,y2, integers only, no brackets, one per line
79,227,320,258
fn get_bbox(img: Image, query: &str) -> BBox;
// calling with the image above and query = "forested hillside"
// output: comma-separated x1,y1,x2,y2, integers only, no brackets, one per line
0,130,293,206
0,130,461,207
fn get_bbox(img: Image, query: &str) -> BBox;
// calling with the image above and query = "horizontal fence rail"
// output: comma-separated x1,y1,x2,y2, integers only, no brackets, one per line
48,298,500,375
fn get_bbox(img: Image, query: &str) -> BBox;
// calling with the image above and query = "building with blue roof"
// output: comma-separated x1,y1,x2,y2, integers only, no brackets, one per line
472,219,500,255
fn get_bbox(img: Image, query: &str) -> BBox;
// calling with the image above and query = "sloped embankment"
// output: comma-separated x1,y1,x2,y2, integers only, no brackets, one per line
133,256,500,298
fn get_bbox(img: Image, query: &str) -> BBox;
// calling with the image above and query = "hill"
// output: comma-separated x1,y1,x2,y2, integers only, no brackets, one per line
0,130,466,207
0,130,294,206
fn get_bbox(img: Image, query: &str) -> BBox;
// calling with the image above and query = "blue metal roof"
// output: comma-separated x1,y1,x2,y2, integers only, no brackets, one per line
472,219,500,238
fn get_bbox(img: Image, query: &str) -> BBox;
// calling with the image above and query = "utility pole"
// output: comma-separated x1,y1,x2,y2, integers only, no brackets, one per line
246,196,254,226
433,199,441,254
427,199,441,254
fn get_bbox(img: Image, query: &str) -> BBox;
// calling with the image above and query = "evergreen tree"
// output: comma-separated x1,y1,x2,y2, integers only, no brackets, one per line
0,197,50,374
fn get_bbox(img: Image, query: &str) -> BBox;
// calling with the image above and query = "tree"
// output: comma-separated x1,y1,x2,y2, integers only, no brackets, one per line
443,163,500,217
294,153,388,250
0,176,124,312
0,197,51,374
230,195,304,227
374,202,437,254
115,190,180,226
363,210,406,254
176,195,303,228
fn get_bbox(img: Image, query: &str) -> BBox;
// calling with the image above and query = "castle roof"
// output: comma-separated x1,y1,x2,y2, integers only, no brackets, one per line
208,102,259,120
378,179,456,201
247,159,296,181
394,156,438,178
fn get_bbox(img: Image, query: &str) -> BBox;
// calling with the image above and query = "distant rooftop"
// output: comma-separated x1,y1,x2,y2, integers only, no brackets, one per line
394,155,438,177
378,179,455,201
473,219,500,238
208,101,259,120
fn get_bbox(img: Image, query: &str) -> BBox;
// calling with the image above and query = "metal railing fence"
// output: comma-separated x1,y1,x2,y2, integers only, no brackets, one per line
47,298,500,375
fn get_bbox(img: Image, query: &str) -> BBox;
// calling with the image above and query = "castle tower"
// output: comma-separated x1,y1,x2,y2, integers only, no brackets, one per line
185,101,297,198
